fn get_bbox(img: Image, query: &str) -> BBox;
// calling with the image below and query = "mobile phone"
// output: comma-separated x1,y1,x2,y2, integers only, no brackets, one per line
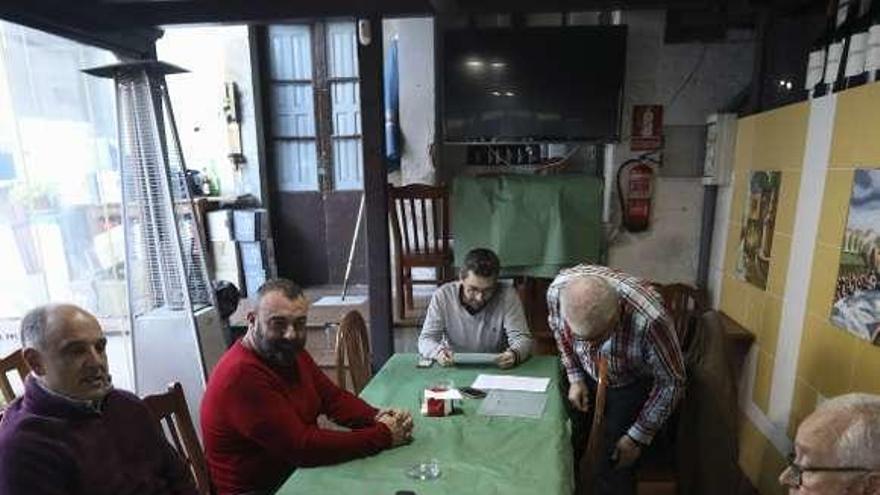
459,386,487,399
416,357,433,368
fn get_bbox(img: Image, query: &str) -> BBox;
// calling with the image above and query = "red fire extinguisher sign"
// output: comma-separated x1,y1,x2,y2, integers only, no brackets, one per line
631,105,663,151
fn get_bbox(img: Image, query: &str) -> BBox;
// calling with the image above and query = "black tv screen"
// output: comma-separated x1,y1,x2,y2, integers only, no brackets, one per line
443,26,627,142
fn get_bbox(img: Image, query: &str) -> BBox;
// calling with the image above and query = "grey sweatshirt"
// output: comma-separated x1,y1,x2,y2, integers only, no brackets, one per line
417,281,532,361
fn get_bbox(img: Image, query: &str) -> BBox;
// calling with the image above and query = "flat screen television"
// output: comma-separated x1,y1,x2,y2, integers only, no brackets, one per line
442,26,627,142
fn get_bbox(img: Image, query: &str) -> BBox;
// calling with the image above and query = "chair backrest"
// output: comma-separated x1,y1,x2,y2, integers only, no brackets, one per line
654,283,706,350
388,184,450,258
0,349,30,404
335,310,372,394
142,383,212,495
580,357,609,493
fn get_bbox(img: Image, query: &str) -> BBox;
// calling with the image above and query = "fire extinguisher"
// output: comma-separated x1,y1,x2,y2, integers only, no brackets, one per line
617,159,655,233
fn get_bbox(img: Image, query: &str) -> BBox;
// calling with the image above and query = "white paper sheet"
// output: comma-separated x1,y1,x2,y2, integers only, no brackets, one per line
471,374,550,393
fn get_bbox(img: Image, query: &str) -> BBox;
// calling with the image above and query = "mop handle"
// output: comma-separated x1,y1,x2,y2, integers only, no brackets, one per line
341,193,366,300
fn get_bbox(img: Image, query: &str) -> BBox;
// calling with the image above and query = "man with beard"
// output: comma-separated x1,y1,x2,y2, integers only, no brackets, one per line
418,248,532,368
0,304,197,495
201,279,413,495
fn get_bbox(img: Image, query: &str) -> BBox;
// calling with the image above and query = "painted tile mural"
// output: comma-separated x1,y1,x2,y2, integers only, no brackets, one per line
831,169,880,345
735,171,782,290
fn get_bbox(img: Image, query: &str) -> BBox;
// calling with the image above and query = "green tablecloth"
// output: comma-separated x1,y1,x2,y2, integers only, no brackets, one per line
278,354,573,495
452,174,603,278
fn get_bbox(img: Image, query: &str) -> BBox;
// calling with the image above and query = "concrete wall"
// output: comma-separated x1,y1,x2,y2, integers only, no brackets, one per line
157,26,262,202
606,10,754,284
383,18,436,186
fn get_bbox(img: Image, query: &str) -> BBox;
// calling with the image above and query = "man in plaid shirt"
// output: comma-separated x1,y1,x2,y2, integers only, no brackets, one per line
547,264,686,495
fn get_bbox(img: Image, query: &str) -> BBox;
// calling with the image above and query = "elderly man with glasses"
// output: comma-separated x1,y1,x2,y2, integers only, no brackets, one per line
547,264,686,495
780,393,880,494
418,248,532,368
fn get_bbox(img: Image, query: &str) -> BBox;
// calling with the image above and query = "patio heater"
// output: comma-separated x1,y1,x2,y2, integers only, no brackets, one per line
84,61,225,424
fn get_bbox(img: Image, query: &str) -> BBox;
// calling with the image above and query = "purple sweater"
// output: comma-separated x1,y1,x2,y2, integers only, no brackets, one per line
0,377,197,495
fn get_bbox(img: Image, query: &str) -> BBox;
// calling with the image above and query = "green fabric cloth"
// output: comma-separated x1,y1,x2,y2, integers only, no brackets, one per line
278,354,573,495
452,174,603,278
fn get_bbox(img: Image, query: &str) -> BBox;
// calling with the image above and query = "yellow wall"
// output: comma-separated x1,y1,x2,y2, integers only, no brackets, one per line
720,83,880,495
794,83,880,420
720,102,808,495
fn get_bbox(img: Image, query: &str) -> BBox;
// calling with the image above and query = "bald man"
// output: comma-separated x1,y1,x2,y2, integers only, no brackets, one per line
780,393,880,494
547,265,686,495
0,304,197,495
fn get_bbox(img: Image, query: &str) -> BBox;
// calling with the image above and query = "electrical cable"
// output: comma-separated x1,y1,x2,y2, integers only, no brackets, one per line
667,44,708,108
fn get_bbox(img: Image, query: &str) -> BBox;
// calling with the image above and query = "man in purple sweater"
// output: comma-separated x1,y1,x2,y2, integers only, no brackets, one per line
0,304,197,495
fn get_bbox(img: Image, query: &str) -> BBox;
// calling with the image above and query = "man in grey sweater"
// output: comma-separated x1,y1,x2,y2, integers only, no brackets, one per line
418,248,532,368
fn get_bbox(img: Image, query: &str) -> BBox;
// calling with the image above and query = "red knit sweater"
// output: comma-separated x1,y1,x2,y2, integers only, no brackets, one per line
200,342,391,495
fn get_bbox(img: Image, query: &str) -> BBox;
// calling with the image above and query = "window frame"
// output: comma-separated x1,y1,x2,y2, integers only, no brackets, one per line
266,20,363,194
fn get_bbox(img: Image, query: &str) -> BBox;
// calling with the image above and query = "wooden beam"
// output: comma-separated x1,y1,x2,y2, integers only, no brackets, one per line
0,0,160,58
248,25,273,211
91,0,433,27
429,0,708,14
357,17,394,369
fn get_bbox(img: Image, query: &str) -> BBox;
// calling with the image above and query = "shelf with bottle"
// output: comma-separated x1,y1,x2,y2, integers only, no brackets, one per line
465,143,543,166
839,0,874,90
806,0,880,99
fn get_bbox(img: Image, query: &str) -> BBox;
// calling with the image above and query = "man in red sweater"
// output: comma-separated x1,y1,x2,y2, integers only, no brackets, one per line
201,279,413,495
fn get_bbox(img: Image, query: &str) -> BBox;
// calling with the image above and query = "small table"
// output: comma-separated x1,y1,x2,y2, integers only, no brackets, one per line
277,354,574,495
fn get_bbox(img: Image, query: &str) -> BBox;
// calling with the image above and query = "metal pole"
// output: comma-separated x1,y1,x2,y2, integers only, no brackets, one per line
341,192,365,300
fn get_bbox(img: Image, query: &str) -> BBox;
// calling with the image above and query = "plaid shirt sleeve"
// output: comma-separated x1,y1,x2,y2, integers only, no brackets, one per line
546,280,585,384
626,312,687,446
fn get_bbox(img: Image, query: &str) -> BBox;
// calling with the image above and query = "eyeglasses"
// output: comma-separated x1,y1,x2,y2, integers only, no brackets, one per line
782,453,875,488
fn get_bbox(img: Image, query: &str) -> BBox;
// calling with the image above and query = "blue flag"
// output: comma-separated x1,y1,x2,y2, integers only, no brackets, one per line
384,37,401,170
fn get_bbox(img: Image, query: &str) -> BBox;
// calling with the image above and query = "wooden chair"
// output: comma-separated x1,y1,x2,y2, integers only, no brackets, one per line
142,383,212,495
635,283,705,495
514,277,558,355
335,310,372,394
653,283,707,351
578,357,608,495
388,183,453,321
0,349,30,404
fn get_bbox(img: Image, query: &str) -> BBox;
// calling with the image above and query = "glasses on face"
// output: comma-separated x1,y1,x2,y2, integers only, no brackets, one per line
782,453,875,488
